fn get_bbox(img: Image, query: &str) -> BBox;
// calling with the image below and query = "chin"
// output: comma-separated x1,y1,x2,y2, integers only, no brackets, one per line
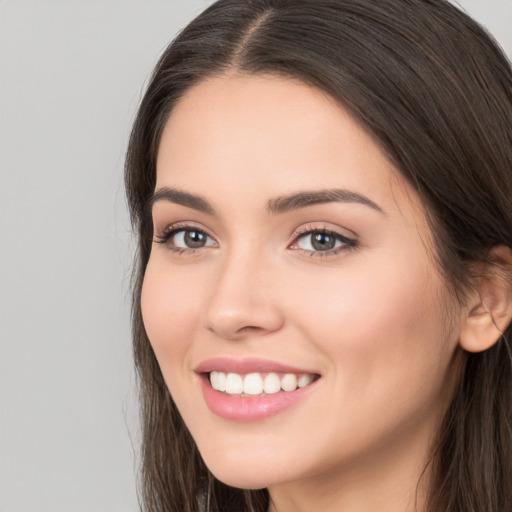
207,466,277,490
200,449,292,490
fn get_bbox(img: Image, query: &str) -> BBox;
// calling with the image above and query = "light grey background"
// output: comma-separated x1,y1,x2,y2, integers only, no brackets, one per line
0,1,510,511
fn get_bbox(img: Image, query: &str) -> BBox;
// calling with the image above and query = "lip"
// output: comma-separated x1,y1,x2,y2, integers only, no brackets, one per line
195,357,318,375
196,357,321,422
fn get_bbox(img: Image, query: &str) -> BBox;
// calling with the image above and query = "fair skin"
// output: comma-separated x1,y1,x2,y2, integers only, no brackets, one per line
142,74,480,512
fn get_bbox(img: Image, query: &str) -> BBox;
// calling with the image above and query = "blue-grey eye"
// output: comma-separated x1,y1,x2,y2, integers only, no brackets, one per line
296,231,344,251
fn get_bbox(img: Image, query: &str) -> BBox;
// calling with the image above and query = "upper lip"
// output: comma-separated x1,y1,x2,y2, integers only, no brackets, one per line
195,357,320,375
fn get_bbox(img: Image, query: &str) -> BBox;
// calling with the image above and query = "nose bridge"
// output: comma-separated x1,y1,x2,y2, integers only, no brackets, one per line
203,241,283,340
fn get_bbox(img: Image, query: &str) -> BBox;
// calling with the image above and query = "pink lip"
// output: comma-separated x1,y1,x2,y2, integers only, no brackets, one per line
195,358,320,422
195,357,317,375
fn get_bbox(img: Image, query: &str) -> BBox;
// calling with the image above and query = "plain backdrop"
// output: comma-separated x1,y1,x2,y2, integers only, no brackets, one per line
0,1,511,511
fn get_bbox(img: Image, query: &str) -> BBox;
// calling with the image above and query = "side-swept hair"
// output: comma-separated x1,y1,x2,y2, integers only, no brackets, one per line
125,1,512,510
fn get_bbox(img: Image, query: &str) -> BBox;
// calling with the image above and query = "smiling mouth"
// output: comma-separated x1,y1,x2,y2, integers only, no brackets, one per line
208,371,320,396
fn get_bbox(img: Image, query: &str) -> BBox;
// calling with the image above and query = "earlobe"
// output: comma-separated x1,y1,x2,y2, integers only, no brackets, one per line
459,246,512,354
459,304,505,353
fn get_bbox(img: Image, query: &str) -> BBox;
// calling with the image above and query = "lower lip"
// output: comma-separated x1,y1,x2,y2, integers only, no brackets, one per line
199,375,318,422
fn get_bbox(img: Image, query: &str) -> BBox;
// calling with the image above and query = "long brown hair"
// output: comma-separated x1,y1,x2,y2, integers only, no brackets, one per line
125,1,512,510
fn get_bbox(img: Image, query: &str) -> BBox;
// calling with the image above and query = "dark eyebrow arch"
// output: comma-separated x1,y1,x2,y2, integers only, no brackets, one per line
150,187,216,215
267,189,384,215
149,186,383,217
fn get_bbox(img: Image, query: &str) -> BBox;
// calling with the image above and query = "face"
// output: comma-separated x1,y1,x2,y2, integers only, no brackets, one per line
141,74,464,495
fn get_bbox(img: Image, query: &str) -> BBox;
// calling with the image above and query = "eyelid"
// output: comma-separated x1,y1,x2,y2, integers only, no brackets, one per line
292,222,357,239
288,223,358,256
153,221,218,253
154,220,211,237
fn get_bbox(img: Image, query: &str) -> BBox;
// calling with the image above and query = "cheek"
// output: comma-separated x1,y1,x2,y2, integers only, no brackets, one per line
289,253,457,404
140,260,201,370
275,256,460,470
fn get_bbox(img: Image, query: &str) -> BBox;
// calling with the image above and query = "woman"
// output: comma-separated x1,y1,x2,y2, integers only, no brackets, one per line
125,1,512,510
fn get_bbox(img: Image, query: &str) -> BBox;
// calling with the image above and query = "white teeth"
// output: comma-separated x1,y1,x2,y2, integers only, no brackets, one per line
263,373,281,394
298,374,313,388
243,373,264,395
225,373,244,395
210,371,226,392
280,373,298,392
209,371,316,396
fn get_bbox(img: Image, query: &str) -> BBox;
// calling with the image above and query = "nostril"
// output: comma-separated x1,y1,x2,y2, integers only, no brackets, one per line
237,325,263,334
208,324,266,337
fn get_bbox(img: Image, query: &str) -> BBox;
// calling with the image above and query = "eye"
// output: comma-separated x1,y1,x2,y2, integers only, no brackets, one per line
172,229,214,249
154,225,217,252
290,228,356,255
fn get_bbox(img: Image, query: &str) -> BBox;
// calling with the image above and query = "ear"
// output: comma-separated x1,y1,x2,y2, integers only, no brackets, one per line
459,245,512,353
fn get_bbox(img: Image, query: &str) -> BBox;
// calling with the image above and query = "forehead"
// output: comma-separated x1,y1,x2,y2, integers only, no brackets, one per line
156,73,425,221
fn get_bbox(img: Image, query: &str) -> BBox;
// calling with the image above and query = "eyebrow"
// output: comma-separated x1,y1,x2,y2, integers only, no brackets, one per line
150,187,215,215
267,189,384,215
150,187,384,215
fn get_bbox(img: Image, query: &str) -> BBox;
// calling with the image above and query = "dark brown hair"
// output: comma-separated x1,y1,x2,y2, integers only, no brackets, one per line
125,1,512,510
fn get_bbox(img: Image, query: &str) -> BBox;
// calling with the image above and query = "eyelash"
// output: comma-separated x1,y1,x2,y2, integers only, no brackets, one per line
290,225,358,258
153,223,358,258
153,223,216,256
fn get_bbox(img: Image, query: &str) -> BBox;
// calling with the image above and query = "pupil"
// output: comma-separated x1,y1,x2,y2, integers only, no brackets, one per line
312,232,335,251
184,230,206,248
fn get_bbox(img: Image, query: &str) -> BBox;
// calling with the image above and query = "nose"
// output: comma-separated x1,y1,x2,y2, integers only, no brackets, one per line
202,248,285,341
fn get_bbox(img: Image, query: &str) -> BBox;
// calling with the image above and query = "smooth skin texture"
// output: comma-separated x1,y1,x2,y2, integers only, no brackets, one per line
142,74,477,512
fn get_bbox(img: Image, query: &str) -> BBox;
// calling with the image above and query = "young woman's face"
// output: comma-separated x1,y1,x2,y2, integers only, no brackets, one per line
142,75,464,496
